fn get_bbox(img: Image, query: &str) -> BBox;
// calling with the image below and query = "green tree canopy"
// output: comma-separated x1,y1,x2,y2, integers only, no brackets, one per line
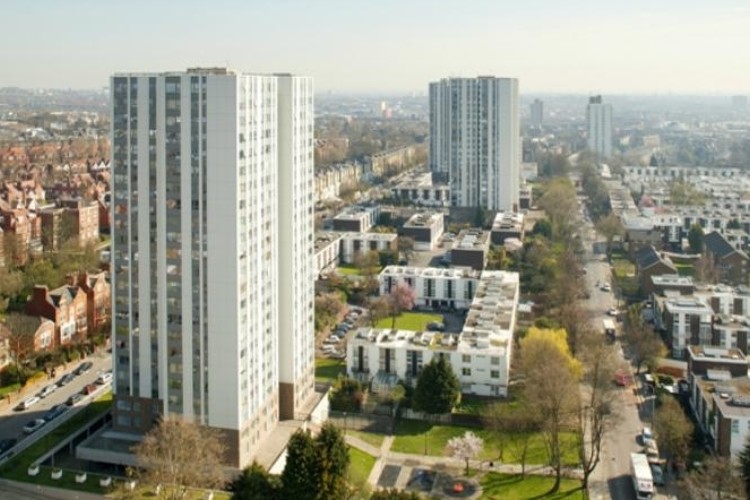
228,462,281,500
413,356,460,415
688,223,704,254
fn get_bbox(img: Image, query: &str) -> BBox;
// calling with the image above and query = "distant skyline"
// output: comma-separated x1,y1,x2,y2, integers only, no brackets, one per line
1,0,749,94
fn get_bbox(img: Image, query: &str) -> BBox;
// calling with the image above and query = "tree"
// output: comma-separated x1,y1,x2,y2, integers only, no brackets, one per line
368,296,391,327
281,424,350,500
386,282,416,329
519,328,581,493
132,417,226,500
576,329,619,489
446,431,484,475
694,255,720,284
595,213,623,257
654,397,693,470
282,430,318,500
530,218,552,239
0,266,23,312
624,305,666,373
2,313,40,385
354,250,381,295
413,356,460,415
688,223,704,254
396,236,415,263
314,422,350,499
369,489,422,500
329,376,365,412
315,292,346,334
536,178,577,240
739,434,750,499
681,456,743,500
505,405,540,477
228,462,281,500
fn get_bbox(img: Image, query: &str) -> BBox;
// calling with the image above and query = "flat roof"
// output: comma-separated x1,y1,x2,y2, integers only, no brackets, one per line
454,228,490,250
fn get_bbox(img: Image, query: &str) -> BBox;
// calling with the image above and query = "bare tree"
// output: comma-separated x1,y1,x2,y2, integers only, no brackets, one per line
624,305,666,373
482,401,540,476
367,296,391,327
595,213,624,257
132,417,226,500
576,329,619,489
681,456,743,499
694,255,721,284
2,313,40,384
396,236,415,263
446,431,484,475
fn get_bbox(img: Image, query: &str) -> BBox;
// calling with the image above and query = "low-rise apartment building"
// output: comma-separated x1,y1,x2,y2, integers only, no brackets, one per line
635,246,678,295
704,231,749,286
347,270,519,397
654,293,713,358
401,212,444,251
332,205,380,232
379,266,480,310
451,229,490,271
340,232,397,264
25,284,88,347
314,232,343,276
490,211,524,245
391,172,450,207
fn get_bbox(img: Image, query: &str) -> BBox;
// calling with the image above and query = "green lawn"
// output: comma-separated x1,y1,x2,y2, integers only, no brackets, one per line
337,265,362,276
375,312,443,331
454,395,497,416
348,447,376,487
480,472,585,499
316,357,346,382
675,263,694,277
391,420,579,466
0,383,21,398
347,429,385,448
612,259,635,278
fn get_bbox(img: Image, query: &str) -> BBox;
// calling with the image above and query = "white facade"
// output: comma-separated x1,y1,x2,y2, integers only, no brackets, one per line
348,271,519,397
339,232,397,264
379,266,480,310
429,77,519,211
662,297,713,358
314,232,342,276
586,96,613,158
110,69,314,467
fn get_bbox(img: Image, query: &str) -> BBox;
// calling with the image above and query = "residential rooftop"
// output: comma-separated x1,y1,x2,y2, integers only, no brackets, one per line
404,212,443,228
687,345,747,363
454,228,490,250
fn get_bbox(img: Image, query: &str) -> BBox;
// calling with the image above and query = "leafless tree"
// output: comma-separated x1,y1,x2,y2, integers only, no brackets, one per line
2,313,40,384
654,397,693,471
132,417,227,500
681,456,744,500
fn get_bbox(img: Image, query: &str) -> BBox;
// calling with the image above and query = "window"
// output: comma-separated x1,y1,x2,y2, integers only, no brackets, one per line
462,354,471,363
490,356,500,365
462,368,471,376
732,419,740,434
490,370,500,379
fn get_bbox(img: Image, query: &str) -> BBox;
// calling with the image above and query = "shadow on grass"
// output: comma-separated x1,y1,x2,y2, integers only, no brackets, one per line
481,473,585,500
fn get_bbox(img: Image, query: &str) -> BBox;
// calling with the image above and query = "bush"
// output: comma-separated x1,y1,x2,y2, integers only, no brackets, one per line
329,377,365,412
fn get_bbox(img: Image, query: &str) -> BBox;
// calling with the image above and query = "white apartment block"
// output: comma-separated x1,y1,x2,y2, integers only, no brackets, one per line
314,232,343,276
656,296,714,358
401,212,445,251
340,232,397,264
348,271,518,397
380,266,480,310
391,172,450,207
586,95,612,158
429,77,519,211
110,69,314,467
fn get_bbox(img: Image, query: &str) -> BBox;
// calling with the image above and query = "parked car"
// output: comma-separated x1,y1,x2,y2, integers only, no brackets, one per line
82,384,98,395
75,361,94,376
96,371,113,385
607,308,618,317
641,426,653,444
57,373,76,387
43,404,68,422
37,384,57,399
324,337,340,345
23,419,46,434
427,321,445,332
601,283,611,292
66,393,85,406
15,396,41,411
0,438,17,454
650,463,665,486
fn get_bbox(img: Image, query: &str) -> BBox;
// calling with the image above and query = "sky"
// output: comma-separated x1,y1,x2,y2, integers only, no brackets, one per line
1,0,749,94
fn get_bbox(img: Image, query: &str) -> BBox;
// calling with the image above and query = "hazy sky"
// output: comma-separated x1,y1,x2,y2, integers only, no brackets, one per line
1,0,748,94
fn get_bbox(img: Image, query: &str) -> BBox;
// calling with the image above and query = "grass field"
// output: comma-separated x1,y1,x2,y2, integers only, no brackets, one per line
0,382,21,398
348,447,376,487
480,472,585,499
375,311,443,331
391,420,579,466
612,259,635,278
337,265,362,276
347,429,385,448
675,263,694,276
315,357,346,382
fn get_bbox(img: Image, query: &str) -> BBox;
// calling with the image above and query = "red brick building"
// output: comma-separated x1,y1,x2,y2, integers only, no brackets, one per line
25,284,88,347
76,271,111,331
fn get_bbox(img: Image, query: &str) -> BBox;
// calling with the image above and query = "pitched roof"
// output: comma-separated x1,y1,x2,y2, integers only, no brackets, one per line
634,245,677,273
704,231,748,260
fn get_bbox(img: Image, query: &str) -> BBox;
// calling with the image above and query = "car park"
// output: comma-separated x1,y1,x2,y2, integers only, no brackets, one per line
75,361,94,376
43,404,68,422
0,439,17,454
57,373,76,387
96,371,113,385
37,384,57,398
23,419,46,434
66,393,84,406
15,396,41,411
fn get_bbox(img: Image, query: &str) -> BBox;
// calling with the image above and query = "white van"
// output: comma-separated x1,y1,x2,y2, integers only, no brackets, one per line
17,396,41,411
96,371,113,385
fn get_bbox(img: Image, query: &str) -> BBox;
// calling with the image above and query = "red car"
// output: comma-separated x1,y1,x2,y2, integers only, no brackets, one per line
82,384,98,395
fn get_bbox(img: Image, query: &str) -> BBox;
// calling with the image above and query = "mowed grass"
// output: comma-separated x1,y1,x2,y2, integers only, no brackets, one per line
316,357,346,383
347,429,385,448
375,312,443,331
337,265,362,276
480,472,585,499
0,382,21,398
348,447,376,487
391,420,579,466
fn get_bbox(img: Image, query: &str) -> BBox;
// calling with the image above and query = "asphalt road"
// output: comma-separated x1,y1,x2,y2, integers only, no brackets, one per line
576,212,677,500
0,353,112,444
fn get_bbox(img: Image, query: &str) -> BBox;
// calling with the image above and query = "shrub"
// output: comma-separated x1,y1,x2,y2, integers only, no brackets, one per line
329,376,364,412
